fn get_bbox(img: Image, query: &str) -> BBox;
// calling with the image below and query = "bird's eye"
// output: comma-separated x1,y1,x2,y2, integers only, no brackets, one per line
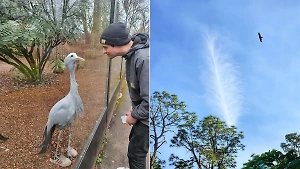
71,55,74,57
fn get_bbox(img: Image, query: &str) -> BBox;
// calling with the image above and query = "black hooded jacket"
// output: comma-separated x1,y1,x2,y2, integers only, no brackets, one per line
123,33,149,126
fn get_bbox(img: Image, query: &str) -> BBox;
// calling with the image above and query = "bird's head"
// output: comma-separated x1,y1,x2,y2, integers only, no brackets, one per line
64,53,85,69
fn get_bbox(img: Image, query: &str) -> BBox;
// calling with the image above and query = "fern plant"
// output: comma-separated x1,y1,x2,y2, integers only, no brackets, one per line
51,58,65,74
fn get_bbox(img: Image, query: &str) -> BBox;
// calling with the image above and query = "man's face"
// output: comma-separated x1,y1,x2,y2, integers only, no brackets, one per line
102,44,119,59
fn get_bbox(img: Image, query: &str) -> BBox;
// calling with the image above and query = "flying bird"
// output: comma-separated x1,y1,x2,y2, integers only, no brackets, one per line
0,134,8,141
37,53,84,167
258,32,263,42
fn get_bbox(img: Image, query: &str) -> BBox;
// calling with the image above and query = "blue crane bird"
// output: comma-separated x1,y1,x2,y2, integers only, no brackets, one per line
37,53,84,167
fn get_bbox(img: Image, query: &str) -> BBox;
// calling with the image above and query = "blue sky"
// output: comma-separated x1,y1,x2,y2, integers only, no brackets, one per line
150,0,300,168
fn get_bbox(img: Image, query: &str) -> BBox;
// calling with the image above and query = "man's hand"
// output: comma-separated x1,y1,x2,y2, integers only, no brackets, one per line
126,106,137,125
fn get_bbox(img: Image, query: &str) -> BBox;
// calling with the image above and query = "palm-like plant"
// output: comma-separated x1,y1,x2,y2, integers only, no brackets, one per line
51,58,65,74
0,0,84,83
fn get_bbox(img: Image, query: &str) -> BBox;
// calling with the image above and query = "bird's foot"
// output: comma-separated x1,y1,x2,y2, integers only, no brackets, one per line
67,146,78,160
50,155,71,167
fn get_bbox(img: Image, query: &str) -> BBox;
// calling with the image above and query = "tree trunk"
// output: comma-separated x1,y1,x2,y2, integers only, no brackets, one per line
150,150,157,169
115,0,120,22
82,12,91,44
92,0,101,34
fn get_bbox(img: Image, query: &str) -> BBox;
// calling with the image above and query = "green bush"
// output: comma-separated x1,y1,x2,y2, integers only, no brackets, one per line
51,58,65,74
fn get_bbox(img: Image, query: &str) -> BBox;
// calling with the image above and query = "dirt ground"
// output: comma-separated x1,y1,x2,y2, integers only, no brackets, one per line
0,51,124,169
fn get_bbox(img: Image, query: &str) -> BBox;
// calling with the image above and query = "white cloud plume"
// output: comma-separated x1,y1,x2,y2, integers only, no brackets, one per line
201,29,243,126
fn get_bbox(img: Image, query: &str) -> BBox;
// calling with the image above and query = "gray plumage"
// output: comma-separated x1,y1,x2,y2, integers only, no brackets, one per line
38,53,84,154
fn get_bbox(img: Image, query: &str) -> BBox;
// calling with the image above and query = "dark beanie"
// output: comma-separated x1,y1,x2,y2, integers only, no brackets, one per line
100,22,131,46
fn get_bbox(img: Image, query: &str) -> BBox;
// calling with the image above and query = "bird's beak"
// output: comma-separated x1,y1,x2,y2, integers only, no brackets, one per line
76,56,85,61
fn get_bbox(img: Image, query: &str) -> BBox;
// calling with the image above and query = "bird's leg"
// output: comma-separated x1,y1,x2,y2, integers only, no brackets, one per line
54,130,63,160
50,129,72,167
67,125,73,159
67,125,71,149
67,124,78,159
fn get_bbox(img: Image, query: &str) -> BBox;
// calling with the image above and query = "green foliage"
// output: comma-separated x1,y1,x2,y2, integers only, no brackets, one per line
169,154,194,169
51,58,65,74
150,91,244,169
150,91,197,168
169,115,244,169
243,133,300,169
242,149,300,169
281,133,300,156
96,137,108,164
151,154,166,169
0,0,84,82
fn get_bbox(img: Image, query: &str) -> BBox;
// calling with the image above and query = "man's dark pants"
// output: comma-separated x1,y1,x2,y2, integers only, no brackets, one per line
127,120,149,169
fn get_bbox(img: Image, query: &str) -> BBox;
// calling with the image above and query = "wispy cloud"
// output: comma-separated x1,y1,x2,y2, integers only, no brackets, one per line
201,29,243,126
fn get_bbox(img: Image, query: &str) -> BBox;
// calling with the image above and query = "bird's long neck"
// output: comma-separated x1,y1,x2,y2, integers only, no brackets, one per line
68,64,84,116
69,67,78,93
